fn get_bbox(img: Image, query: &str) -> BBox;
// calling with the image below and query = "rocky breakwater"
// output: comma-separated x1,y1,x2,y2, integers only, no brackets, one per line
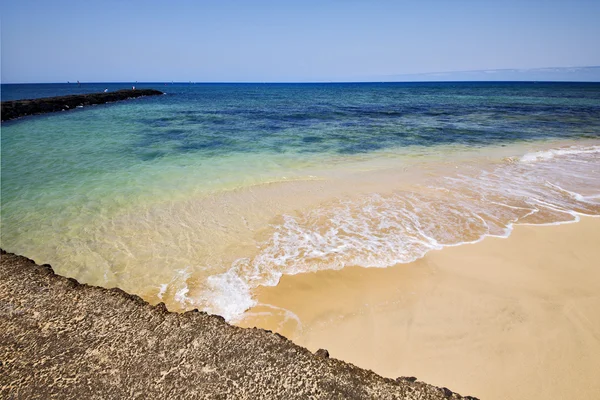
1,89,164,121
0,250,479,399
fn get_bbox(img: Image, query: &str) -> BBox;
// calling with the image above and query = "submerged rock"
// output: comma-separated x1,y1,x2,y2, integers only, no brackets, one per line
1,89,163,121
0,249,474,399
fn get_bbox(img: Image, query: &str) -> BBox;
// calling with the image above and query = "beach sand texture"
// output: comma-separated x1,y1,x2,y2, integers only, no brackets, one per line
239,217,600,400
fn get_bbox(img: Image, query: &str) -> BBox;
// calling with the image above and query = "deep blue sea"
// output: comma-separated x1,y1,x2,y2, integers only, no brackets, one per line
2,82,599,320
3,82,600,153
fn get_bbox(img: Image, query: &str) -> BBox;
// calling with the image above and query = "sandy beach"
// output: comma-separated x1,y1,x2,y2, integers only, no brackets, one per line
239,216,600,400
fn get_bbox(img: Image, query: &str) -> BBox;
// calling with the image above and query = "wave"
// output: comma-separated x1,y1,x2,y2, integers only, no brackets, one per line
520,145,600,163
159,144,600,321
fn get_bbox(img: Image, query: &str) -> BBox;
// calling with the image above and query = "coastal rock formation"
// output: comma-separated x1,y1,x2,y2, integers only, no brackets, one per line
0,250,477,399
1,89,163,121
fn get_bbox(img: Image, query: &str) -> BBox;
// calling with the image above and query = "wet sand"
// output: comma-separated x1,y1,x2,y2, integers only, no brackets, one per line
239,216,600,400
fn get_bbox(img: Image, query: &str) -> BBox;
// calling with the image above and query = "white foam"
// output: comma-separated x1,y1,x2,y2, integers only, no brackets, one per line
167,142,600,322
252,196,443,273
545,181,591,203
174,286,190,304
160,268,194,306
520,145,600,163
517,212,581,226
157,283,168,300
205,267,257,322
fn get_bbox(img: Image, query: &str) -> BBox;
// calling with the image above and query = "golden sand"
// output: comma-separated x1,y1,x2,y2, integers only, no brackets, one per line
239,216,600,399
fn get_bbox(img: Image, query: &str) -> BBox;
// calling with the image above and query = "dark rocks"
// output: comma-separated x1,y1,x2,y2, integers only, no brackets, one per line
398,376,418,382
1,89,164,121
315,348,330,359
0,250,474,399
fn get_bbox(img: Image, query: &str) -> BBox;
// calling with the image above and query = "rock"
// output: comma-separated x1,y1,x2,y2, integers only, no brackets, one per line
315,348,330,359
397,376,418,382
1,89,164,122
0,250,474,399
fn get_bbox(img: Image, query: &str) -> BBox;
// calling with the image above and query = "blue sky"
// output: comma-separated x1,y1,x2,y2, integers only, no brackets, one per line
2,0,599,83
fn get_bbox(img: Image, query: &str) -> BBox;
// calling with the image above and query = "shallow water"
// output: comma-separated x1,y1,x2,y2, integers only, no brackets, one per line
2,82,599,320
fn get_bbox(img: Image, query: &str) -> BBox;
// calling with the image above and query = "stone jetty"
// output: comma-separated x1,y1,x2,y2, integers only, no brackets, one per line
1,89,164,121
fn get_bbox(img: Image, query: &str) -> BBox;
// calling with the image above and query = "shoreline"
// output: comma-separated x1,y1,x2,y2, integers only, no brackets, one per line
239,216,600,400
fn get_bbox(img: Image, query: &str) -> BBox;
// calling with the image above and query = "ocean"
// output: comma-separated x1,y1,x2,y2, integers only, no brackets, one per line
2,82,599,320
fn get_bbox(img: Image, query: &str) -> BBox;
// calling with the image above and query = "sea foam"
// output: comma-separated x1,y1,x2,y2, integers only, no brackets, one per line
520,145,600,163
148,144,600,322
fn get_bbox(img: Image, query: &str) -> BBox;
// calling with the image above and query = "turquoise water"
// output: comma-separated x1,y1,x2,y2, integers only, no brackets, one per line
3,82,599,209
2,82,600,320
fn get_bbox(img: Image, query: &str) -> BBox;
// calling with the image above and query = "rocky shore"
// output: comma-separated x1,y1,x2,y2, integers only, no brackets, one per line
0,250,476,399
1,89,163,121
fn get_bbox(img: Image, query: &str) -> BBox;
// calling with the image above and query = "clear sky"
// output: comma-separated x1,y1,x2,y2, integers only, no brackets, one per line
2,0,599,83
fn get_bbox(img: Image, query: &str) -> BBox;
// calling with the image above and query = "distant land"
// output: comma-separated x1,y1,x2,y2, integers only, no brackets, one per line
379,66,600,83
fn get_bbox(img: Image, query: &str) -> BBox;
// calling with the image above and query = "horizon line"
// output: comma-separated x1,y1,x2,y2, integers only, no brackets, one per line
3,80,600,85
3,66,599,85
